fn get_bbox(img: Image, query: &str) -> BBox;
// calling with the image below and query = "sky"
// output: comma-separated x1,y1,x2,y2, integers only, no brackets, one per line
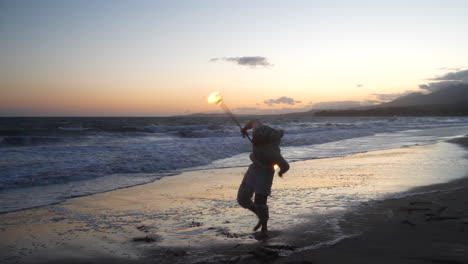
1,0,468,116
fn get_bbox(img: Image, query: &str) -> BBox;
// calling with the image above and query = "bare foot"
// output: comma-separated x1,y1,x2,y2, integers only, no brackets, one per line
254,231,269,240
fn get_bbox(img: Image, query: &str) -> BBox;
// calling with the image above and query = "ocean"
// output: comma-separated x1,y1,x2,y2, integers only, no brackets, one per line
1,116,468,213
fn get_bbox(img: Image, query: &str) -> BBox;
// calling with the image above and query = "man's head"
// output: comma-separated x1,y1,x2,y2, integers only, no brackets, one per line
252,125,284,146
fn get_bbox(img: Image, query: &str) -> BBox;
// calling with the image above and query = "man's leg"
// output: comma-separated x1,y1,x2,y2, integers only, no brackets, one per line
253,193,269,234
237,182,256,215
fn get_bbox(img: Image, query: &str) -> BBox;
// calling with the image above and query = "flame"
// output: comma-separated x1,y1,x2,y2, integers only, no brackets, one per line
273,164,279,170
207,92,222,104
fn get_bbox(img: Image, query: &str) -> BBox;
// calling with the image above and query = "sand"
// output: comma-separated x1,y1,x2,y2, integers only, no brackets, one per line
1,137,468,264
278,136,468,264
281,179,468,264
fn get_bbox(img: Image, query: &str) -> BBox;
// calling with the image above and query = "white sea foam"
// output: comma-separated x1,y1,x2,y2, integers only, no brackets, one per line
1,116,468,213
58,126,91,131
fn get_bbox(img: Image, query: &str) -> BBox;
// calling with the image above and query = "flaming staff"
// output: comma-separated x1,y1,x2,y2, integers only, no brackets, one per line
208,92,252,143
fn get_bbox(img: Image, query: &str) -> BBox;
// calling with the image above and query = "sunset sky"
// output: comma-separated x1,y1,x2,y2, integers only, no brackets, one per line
1,0,468,116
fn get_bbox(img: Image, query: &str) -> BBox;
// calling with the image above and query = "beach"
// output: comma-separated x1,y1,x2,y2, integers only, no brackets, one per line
280,177,468,264
3,0,468,263
1,136,468,264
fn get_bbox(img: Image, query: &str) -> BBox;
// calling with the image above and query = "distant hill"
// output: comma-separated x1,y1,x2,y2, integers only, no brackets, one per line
315,83,468,116
172,112,275,118
378,92,425,107
283,109,322,116
379,83,468,107
314,104,468,116
176,84,468,117
174,113,227,117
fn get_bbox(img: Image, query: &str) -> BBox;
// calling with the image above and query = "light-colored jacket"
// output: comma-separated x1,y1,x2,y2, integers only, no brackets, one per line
242,125,289,195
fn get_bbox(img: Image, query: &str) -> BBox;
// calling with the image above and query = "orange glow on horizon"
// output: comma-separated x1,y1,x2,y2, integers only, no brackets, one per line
0,71,424,116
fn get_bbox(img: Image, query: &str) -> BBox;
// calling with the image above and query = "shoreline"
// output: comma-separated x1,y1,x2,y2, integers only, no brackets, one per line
0,138,456,216
278,178,468,264
1,137,468,263
3,125,468,215
274,136,468,264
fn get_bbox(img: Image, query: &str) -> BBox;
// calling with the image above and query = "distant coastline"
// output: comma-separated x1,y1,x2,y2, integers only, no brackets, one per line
183,83,468,117
179,104,468,118
313,103,468,116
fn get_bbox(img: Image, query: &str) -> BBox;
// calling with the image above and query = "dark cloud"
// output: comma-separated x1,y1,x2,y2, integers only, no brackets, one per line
419,81,464,92
264,96,301,106
311,100,382,110
364,100,381,105
372,91,413,101
311,101,365,110
437,66,466,71
420,69,468,92
431,69,468,82
209,56,272,67
234,106,313,115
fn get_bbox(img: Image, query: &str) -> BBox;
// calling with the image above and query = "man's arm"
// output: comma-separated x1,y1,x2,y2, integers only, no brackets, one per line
241,120,262,138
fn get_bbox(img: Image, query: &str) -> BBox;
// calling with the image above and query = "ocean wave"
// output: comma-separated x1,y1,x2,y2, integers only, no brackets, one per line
0,136,63,146
0,116,468,213
58,126,91,132
1,116,468,192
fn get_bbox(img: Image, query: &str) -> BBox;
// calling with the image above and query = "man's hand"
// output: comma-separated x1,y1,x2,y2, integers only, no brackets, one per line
278,163,289,178
240,127,248,138
241,120,261,138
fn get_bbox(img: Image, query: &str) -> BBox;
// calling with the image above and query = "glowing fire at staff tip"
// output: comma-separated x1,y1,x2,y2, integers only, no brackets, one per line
207,92,223,105
207,91,253,143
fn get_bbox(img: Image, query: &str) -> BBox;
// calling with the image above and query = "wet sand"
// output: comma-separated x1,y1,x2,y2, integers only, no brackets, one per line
1,138,468,264
278,178,468,264
278,136,468,264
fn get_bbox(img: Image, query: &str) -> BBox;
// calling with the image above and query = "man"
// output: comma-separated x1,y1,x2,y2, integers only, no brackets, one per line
237,120,289,239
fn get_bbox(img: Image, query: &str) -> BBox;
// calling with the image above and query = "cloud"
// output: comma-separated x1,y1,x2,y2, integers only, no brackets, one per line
311,101,368,110
233,107,313,115
372,91,413,101
209,56,272,67
419,81,464,92
363,100,381,105
437,66,466,72
264,96,301,106
356,84,363,87
419,69,468,92
431,69,468,82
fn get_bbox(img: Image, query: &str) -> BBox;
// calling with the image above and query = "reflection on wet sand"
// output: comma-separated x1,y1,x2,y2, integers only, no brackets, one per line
1,142,467,263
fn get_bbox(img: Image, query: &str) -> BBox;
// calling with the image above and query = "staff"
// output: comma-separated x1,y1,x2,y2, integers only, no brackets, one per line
207,92,252,143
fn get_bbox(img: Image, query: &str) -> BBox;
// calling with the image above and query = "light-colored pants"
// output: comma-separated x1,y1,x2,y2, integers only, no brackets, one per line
237,181,269,222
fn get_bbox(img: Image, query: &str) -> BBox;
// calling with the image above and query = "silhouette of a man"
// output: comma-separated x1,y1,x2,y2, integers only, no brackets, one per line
237,120,289,238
